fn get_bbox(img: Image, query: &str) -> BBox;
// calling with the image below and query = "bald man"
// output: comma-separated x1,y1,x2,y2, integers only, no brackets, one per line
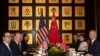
86,30,100,56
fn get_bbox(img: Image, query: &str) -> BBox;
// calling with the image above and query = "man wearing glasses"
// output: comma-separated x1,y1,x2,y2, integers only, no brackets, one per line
0,32,13,56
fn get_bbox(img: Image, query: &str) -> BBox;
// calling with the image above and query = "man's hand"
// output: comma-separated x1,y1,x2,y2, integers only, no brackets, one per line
85,54,93,56
23,51,28,55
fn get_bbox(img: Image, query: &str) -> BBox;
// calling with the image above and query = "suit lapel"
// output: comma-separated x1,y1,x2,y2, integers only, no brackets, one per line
2,43,12,56
92,40,96,46
14,41,22,52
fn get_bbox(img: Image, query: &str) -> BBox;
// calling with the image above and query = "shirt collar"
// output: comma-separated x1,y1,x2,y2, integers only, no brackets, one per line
3,41,9,47
14,40,21,45
91,38,96,43
14,40,19,44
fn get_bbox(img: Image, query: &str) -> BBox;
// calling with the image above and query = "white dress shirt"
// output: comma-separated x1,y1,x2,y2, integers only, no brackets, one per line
91,38,96,44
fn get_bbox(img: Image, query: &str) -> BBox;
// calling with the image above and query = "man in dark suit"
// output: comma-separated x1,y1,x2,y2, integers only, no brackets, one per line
11,32,23,56
86,30,100,56
0,32,13,56
71,34,80,51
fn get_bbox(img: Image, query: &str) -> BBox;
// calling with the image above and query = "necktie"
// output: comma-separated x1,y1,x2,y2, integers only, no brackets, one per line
8,45,13,56
18,42,21,51
90,40,93,46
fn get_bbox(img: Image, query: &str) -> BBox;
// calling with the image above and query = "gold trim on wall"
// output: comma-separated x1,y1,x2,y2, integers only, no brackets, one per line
27,33,33,44
75,20,85,30
8,6,19,17
8,0,86,45
62,0,72,3
62,6,72,17
36,0,46,3
49,6,59,17
8,20,19,30
22,0,32,3
75,0,85,3
22,6,32,17
9,0,19,3
49,0,59,3
36,20,40,30
62,33,72,44
36,6,46,17
62,20,72,30
75,6,85,17
22,20,32,30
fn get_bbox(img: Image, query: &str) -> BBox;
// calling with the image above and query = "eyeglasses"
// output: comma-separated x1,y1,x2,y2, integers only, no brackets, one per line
4,36,11,37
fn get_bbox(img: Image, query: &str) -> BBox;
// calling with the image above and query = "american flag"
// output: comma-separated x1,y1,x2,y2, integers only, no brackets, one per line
43,37,48,50
37,13,49,46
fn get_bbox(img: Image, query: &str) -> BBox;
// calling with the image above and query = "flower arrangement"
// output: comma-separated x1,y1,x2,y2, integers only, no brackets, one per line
48,43,65,56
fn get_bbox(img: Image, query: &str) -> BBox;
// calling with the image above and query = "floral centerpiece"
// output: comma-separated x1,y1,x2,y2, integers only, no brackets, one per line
48,43,65,56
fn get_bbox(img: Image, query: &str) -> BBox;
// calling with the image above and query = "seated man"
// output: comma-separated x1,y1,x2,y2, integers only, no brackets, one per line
71,34,80,51
0,32,13,56
11,32,23,56
86,30,100,56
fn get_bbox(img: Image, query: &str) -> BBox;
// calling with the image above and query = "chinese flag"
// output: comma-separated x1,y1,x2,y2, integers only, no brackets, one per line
61,37,67,50
48,12,61,44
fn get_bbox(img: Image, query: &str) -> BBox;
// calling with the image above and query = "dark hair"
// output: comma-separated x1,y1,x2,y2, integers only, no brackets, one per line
23,33,27,38
73,33,78,36
3,32,10,37
22,33,28,43
80,34,86,41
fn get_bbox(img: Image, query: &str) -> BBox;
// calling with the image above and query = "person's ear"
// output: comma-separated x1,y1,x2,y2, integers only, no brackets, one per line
2,37,5,40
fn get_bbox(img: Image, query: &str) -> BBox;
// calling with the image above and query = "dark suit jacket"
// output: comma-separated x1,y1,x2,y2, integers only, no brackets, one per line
88,40,100,56
0,42,12,56
10,41,23,56
21,41,28,52
71,40,80,51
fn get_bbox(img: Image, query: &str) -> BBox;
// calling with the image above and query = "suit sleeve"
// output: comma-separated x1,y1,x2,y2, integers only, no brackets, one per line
92,42,100,56
0,46,4,56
